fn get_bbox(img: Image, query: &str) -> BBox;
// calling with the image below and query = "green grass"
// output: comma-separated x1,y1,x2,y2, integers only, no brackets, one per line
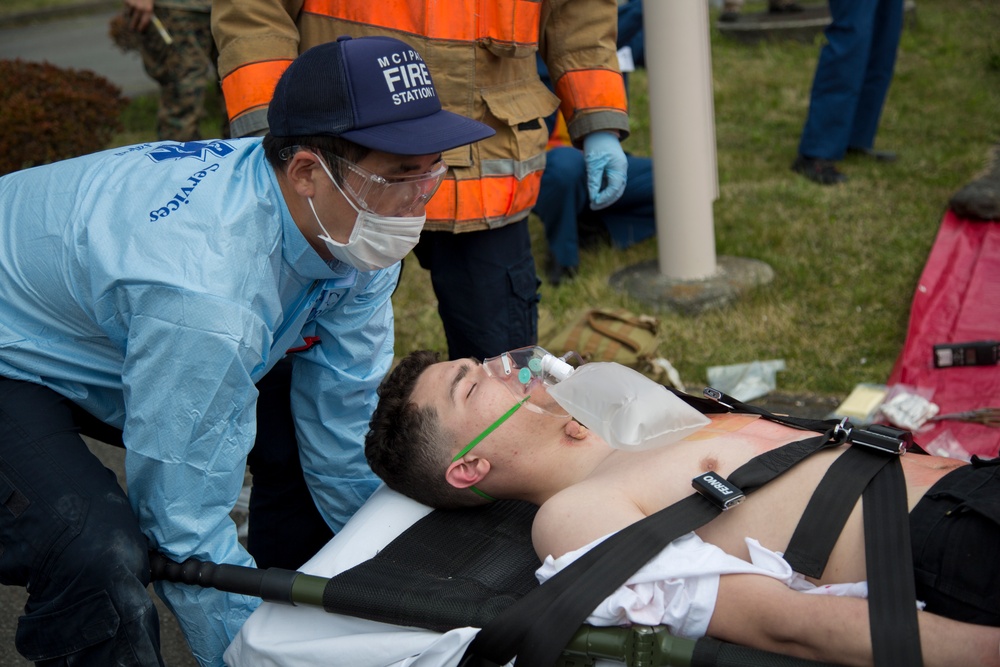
112,0,999,399
114,81,228,146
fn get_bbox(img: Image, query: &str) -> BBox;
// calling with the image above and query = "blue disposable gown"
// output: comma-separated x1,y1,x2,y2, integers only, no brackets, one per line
0,138,394,665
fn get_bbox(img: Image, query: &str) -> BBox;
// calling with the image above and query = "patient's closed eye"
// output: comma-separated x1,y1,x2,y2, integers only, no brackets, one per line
450,363,471,403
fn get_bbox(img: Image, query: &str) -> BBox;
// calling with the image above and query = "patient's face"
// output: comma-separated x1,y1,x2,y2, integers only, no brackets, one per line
413,358,560,459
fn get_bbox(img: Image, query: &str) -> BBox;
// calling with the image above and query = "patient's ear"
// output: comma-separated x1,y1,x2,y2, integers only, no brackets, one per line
445,457,491,490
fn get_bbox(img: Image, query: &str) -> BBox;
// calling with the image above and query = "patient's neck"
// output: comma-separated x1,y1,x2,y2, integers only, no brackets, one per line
518,429,614,506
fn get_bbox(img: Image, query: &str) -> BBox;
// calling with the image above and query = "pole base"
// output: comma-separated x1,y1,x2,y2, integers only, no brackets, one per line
608,255,774,316
716,1,917,45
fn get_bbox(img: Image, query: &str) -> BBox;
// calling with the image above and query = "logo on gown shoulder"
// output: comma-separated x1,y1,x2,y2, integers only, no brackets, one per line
146,140,235,163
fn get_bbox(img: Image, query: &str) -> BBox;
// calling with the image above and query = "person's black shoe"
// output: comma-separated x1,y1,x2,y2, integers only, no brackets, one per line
948,142,1000,221
791,155,848,185
719,10,740,22
769,1,804,13
846,146,899,163
546,255,577,286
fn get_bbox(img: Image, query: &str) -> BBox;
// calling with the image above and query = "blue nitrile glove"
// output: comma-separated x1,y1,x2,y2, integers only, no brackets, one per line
583,131,628,210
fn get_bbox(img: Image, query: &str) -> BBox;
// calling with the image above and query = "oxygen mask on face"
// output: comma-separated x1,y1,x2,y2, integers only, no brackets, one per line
482,345,711,450
481,346,579,418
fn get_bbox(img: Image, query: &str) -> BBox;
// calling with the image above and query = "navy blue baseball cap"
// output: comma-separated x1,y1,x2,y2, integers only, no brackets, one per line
268,35,495,155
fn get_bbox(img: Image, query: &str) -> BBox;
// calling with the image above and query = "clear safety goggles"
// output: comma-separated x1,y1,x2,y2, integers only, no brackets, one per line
480,346,574,418
332,154,447,217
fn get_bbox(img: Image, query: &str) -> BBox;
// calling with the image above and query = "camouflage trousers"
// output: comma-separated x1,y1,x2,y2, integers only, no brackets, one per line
137,7,219,142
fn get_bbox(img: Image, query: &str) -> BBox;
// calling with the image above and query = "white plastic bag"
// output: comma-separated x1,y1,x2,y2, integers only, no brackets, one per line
548,362,710,450
706,359,785,403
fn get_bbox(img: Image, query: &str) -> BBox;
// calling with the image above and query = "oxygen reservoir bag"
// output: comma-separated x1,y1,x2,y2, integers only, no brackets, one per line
548,362,710,450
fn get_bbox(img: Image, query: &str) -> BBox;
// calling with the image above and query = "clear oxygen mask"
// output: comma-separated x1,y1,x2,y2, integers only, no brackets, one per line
482,345,711,450
481,346,578,418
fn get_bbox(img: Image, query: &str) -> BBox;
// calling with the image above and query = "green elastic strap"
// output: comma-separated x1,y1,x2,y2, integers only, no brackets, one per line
451,395,530,503
468,485,498,502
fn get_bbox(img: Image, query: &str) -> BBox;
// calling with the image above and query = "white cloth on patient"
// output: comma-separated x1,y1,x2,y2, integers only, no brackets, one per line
536,532,870,639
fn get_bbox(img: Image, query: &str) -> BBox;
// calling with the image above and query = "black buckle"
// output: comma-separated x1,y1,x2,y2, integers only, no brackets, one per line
703,387,735,409
692,472,746,510
848,423,913,455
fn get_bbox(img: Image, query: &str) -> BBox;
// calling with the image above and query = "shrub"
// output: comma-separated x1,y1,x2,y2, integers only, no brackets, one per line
0,59,128,176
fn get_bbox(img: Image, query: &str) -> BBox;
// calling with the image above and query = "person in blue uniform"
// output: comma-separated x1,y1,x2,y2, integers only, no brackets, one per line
533,0,655,284
0,36,492,667
792,0,904,184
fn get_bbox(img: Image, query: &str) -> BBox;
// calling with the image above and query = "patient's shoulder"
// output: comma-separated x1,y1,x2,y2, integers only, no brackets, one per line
531,480,647,561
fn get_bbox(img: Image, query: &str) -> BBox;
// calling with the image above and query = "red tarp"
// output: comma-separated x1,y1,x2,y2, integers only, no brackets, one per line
888,210,1000,459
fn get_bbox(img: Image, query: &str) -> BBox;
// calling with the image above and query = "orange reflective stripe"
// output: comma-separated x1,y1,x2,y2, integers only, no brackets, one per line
299,0,539,45
300,0,444,37
221,60,293,122
426,172,542,225
555,69,628,122
547,112,571,149
477,0,541,46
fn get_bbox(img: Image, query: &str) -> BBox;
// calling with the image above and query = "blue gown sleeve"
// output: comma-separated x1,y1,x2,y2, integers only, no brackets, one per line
96,284,267,667
289,264,399,533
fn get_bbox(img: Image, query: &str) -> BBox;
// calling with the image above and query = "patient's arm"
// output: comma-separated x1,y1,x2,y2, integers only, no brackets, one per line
531,487,646,560
710,574,1000,667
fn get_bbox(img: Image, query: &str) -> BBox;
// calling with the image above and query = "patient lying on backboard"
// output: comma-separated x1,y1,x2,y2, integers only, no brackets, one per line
365,350,1000,667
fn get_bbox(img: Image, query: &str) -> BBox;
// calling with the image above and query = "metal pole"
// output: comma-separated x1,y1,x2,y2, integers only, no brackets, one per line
644,0,719,279
149,551,328,607
150,552,819,666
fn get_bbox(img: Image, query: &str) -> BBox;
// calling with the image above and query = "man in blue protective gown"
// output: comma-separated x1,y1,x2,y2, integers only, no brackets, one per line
0,36,492,666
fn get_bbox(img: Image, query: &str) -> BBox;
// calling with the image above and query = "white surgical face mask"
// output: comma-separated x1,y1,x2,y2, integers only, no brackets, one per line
309,155,425,271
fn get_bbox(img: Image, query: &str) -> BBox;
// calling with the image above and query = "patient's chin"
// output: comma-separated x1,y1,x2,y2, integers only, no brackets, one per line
564,420,589,441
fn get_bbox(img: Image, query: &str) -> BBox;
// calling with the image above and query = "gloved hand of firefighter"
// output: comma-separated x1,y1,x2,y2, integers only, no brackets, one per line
583,131,628,210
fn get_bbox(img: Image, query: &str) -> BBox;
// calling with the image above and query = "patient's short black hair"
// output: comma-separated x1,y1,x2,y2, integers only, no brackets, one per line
365,350,487,509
